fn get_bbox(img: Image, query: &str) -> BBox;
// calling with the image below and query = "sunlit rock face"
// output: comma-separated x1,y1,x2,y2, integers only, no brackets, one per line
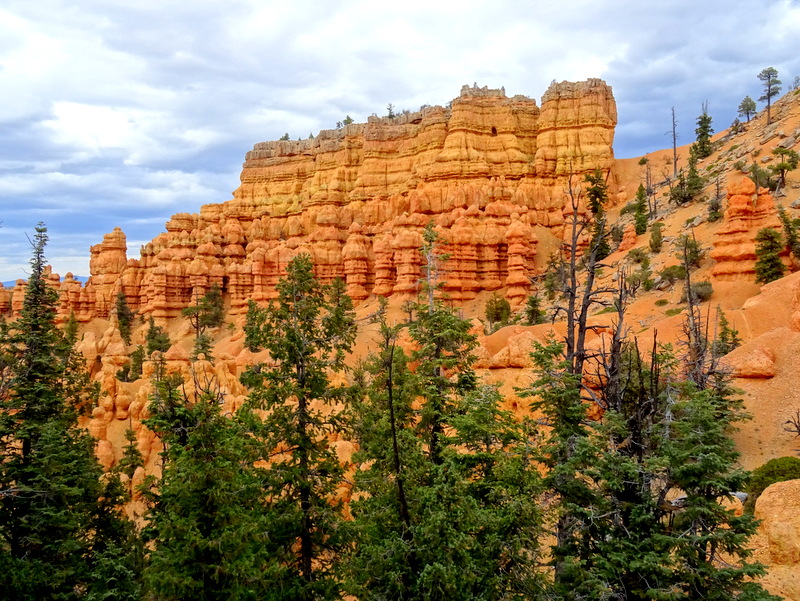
53,80,617,320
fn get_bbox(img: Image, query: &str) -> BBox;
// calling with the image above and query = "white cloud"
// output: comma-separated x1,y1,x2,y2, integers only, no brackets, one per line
2,0,800,280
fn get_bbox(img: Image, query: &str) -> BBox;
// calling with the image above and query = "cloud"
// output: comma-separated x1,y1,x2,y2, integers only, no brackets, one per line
2,0,800,280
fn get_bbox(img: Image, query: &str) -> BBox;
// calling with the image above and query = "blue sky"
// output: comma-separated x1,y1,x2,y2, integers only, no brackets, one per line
1,0,799,281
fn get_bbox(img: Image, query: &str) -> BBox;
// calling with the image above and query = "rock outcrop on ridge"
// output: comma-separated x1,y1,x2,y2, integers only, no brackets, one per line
29,80,616,321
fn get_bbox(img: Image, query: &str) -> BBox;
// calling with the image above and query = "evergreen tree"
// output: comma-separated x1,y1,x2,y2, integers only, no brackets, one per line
524,242,777,600
143,380,274,601
183,284,225,360
145,316,171,355
484,293,511,332
240,255,356,601
348,241,542,600
0,223,137,600
770,147,799,189
708,177,724,222
758,67,782,125
633,183,649,235
649,221,664,253
115,289,135,346
754,228,786,284
738,96,757,122
777,204,800,260
585,168,611,259
524,294,546,325
665,380,779,601
670,147,705,205
694,102,714,159
674,233,704,270
712,307,741,358
129,344,145,381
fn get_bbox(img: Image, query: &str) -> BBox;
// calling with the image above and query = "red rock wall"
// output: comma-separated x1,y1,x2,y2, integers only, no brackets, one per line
710,177,787,281
50,80,618,320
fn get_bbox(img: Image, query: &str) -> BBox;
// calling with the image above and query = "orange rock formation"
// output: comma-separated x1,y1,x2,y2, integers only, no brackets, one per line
51,80,616,321
710,177,786,280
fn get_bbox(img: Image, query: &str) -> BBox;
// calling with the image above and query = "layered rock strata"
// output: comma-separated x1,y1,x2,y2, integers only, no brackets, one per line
711,177,787,280
22,81,617,320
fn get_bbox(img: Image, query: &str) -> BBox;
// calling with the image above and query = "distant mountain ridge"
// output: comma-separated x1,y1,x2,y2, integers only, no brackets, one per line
2,275,88,288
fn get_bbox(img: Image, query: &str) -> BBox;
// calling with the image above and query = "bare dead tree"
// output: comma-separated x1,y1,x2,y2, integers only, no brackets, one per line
554,172,615,381
784,410,800,438
670,107,679,179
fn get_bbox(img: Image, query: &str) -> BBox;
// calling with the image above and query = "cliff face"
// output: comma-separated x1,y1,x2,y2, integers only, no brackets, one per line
48,80,615,320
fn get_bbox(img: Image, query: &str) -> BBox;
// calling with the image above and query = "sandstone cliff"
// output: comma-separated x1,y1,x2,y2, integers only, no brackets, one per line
40,80,616,321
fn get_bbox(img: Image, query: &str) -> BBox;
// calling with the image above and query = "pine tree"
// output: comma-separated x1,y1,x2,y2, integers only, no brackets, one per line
240,255,356,601
649,222,664,253
348,251,542,600
754,228,786,284
115,289,135,346
738,96,757,122
694,102,714,159
524,241,778,600
758,67,782,125
770,147,799,189
665,380,779,601
525,294,546,325
633,183,649,235
143,380,274,601
585,169,611,260
484,293,511,332
777,204,800,260
712,308,741,357
0,223,138,600
183,284,224,360
145,316,170,355
670,147,705,205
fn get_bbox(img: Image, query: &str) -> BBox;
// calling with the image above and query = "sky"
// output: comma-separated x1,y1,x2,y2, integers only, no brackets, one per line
1,0,799,282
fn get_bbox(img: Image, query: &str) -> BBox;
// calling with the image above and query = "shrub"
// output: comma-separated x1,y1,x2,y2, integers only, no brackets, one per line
655,299,669,307
682,280,714,303
485,293,511,332
708,194,723,222
145,316,171,355
627,247,650,266
745,456,800,512
659,264,687,285
649,222,664,253
674,233,704,269
524,295,546,325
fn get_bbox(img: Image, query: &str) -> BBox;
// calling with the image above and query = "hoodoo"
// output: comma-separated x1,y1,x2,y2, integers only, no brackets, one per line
26,80,616,321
